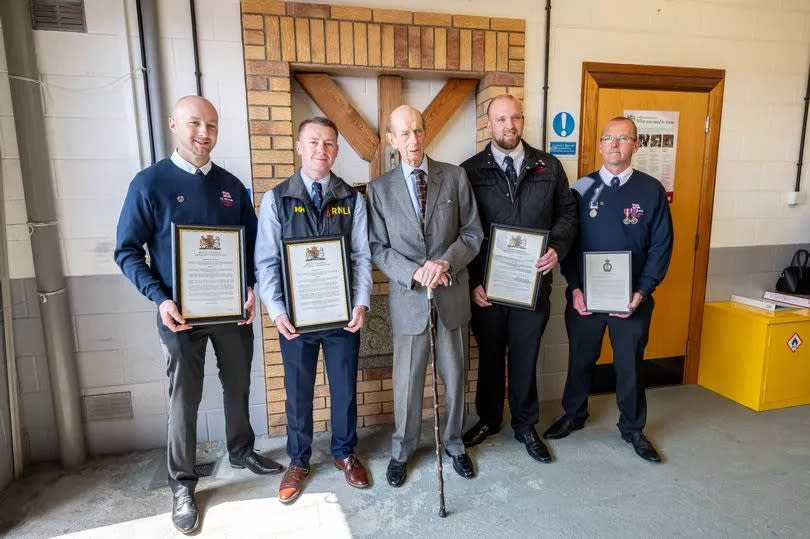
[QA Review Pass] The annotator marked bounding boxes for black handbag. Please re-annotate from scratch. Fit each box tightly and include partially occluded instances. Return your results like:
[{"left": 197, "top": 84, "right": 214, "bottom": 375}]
[{"left": 776, "top": 249, "right": 810, "bottom": 294}]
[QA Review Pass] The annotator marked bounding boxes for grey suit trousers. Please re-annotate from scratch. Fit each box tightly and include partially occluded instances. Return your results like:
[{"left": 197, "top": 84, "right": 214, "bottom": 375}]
[{"left": 391, "top": 319, "right": 466, "bottom": 461}]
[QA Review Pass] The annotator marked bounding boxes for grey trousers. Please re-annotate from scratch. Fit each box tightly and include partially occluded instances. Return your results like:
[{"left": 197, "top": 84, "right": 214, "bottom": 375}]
[
  {"left": 157, "top": 315, "right": 255, "bottom": 496},
  {"left": 391, "top": 320, "right": 467, "bottom": 461}
]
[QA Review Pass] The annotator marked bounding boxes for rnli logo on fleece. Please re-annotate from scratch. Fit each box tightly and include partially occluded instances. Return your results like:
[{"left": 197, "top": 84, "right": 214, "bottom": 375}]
[
  {"left": 325, "top": 205, "right": 351, "bottom": 217},
  {"left": 220, "top": 191, "right": 233, "bottom": 207}
]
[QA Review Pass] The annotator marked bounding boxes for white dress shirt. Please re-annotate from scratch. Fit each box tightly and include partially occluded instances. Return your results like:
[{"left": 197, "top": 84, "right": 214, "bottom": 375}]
[
  {"left": 490, "top": 141, "right": 525, "bottom": 176},
  {"left": 170, "top": 150, "right": 213, "bottom": 176},
  {"left": 598, "top": 165, "right": 634, "bottom": 187}
]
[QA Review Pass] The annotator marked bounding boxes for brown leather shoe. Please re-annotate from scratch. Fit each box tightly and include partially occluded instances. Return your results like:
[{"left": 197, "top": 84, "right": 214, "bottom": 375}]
[
  {"left": 334, "top": 454, "right": 369, "bottom": 488},
  {"left": 278, "top": 464, "right": 309, "bottom": 504}
]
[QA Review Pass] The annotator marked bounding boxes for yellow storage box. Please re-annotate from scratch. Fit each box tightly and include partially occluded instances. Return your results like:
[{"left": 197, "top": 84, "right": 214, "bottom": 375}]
[{"left": 698, "top": 301, "right": 810, "bottom": 411}]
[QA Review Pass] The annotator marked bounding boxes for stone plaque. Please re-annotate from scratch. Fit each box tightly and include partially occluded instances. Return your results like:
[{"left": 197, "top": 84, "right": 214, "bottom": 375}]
[{"left": 358, "top": 295, "right": 393, "bottom": 369}]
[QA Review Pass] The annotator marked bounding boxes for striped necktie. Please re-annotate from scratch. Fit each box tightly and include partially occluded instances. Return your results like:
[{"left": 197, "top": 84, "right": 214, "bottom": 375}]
[{"left": 412, "top": 169, "right": 427, "bottom": 223}]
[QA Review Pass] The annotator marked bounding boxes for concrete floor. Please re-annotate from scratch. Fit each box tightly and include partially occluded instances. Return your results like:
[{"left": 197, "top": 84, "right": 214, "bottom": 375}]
[{"left": 1, "top": 385, "right": 808, "bottom": 538}]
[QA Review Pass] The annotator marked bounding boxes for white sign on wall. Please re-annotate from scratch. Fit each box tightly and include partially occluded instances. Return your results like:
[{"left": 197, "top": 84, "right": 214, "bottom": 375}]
[
  {"left": 549, "top": 111, "right": 578, "bottom": 158},
  {"left": 624, "top": 110, "right": 679, "bottom": 203}
]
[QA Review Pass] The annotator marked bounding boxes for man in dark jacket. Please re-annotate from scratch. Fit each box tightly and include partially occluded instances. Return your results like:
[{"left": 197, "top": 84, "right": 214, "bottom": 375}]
[
  {"left": 254, "top": 117, "right": 372, "bottom": 503},
  {"left": 115, "top": 96, "right": 282, "bottom": 535},
  {"left": 460, "top": 94, "right": 578, "bottom": 462}
]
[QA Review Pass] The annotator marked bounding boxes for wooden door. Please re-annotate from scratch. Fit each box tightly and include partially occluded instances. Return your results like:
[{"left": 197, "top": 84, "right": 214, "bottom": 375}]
[{"left": 585, "top": 88, "right": 709, "bottom": 363}]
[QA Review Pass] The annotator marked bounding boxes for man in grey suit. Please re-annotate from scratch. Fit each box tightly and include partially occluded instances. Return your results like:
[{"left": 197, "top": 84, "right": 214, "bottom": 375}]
[{"left": 367, "top": 105, "right": 484, "bottom": 486}]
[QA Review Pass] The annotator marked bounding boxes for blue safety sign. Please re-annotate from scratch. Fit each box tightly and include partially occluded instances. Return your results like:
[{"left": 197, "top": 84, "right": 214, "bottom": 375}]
[
  {"left": 552, "top": 112, "right": 575, "bottom": 138},
  {"left": 550, "top": 142, "right": 576, "bottom": 156}
]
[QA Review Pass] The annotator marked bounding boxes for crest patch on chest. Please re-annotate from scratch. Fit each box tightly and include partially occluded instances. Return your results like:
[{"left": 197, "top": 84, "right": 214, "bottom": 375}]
[{"left": 219, "top": 190, "right": 233, "bottom": 207}]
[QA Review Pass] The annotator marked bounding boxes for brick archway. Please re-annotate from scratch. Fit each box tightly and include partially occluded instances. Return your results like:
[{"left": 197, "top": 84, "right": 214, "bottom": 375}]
[{"left": 240, "top": 0, "right": 526, "bottom": 435}]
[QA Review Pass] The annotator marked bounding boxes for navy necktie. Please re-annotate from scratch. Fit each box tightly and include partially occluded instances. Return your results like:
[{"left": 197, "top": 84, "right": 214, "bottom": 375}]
[
  {"left": 311, "top": 181, "right": 323, "bottom": 212},
  {"left": 503, "top": 155, "right": 518, "bottom": 192},
  {"left": 610, "top": 176, "right": 620, "bottom": 189},
  {"left": 195, "top": 168, "right": 205, "bottom": 178}
]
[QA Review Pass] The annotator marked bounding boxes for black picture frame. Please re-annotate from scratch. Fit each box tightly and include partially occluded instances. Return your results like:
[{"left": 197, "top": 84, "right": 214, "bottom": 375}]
[
  {"left": 482, "top": 223, "right": 549, "bottom": 310},
  {"left": 171, "top": 223, "right": 247, "bottom": 325},
  {"left": 281, "top": 235, "right": 352, "bottom": 333}
]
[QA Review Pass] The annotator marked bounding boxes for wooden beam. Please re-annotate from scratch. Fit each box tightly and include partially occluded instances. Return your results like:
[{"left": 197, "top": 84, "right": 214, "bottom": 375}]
[
  {"left": 422, "top": 78, "right": 479, "bottom": 148},
  {"left": 294, "top": 73, "right": 379, "bottom": 162},
  {"left": 371, "top": 75, "right": 403, "bottom": 179}
]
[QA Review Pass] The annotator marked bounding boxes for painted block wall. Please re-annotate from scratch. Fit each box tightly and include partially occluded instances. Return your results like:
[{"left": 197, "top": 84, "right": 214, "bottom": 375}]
[
  {"left": 5, "top": 0, "right": 809, "bottom": 278},
  {"left": 1, "top": 0, "right": 809, "bottom": 271},
  {"left": 0, "top": 1, "right": 268, "bottom": 461},
  {"left": 11, "top": 276, "right": 267, "bottom": 461},
  {"left": 0, "top": 295, "right": 12, "bottom": 491},
  {"left": 0, "top": 0, "right": 809, "bottom": 461}
]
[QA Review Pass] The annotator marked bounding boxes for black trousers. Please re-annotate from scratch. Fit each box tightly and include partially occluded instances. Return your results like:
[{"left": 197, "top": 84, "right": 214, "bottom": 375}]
[
  {"left": 279, "top": 327, "right": 359, "bottom": 468},
  {"left": 157, "top": 315, "right": 255, "bottom": 496},
  {"left": 470, "top": 288, "right": 550, "bottom": 434},
  {"left": 561, "top": 293, "right": 654, "bottom": 436}
]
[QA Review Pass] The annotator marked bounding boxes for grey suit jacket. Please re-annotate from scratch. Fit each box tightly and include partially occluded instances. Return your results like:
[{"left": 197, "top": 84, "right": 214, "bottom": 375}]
[{"left": 367, "top": 157, "right": 483, "bottom": 335}]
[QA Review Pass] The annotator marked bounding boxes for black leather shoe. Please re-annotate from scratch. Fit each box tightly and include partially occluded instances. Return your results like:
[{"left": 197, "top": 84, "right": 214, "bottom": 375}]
[
  {"left": 515, "top": 428, "right": 552, "bottom": 462},
  {"left": 386, "top": 458, "right": 407, "bottom": 487},
  {"left": 172, "top": 493, "right": 199, "bottom": 535},
  {"left": 543, "top": 415, "right": 585, "bottom": 440},
  {"left": 622, "top": 432, "right": 661, "bottom": 462},
  {"left": 445, "top": 449, "right": 475, "bottom": 478},
  {"left": 230, "top": 451, "right": 284, "bottom": 474},
  {"left": 462, "top": 421, "right": 500, "bottom": 448}
]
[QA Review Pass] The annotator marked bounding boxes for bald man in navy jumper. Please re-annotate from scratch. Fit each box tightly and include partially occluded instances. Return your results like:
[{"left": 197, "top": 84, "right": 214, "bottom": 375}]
[
  {"left": 544, "top": 117, "right": 673, "bottom": 463},
  {"left": 115, "top": 96, "right": 282, "bottom": 534}
]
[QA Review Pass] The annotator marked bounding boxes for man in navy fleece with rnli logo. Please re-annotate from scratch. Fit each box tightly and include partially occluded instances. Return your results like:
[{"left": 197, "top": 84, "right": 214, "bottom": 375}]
[
  {"left": 114, "top": 96, "right": 282, "bottom": 535},
  {"left": 544, "top": 116, "right": 673, "bottom": 464}
]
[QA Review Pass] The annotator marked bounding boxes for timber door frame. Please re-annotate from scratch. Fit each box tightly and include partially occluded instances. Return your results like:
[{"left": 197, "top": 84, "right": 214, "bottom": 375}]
[{"left": 578, "top": 62, "right": 725, "bottom": 384}]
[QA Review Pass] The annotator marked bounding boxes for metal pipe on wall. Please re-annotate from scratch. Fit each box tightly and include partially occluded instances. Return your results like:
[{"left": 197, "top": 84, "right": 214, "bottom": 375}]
[
  {"left": 135, "top": 0, "right": 157, "bottom": 164},
  {"left": 0, "top": 145, "right": 23, "bottom": 479},
  {"left": 541, "top": 0, "right": 552, "bottom": 151},
  {"left": 0, "top": 0, "right": 86, "bottom": 468},
  {"left": 190, "top": 0, "right": 202, "bottom": 96},
  {"left": 136, "top": 0, "right": 172, "bottom": 162},
  {"left": 795, "top": 57, "right": 810, "bottom": 192}
]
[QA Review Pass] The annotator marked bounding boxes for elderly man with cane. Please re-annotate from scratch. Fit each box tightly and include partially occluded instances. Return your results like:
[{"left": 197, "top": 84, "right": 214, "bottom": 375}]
[{"left": 367, "top": 105, "right": 483, "bottom": 494}]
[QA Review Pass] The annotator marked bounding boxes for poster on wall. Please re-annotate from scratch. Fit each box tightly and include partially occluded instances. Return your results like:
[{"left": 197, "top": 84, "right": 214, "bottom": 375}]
[{"left": 624, "top": 110, "right": 678, "bottom": 202}]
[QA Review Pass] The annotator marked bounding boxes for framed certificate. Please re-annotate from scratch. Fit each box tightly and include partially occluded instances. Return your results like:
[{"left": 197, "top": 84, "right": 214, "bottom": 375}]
[
  {"left": 171, "top": 224, "right": 247, "bottom": 325},
  {"left": 281, "top": 235, "right": 352, "bottom": 333},
  {"left": 583, "top": 251, "right": 632, "bottom": 314},
  {"left": 483, "top": 224, "right": 549, "bottom": 310}
]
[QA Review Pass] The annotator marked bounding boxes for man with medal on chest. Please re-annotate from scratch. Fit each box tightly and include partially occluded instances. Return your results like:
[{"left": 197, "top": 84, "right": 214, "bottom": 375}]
[{"left": 544, "top": 116, "right": 674, "bottom": 463}]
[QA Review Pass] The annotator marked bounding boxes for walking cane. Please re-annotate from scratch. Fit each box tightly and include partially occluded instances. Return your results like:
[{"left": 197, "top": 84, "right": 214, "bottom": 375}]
[{"left": 427, "top": 286, "right": 447, "bottom": 518}]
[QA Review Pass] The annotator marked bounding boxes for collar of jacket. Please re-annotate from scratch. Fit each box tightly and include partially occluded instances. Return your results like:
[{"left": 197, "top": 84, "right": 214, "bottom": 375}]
[
  {"left": 278, "top": 169, "right": 354, "bottom": 205},
  {"left": 472, "top": 140, "right": 548, "bottom": 176}
]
